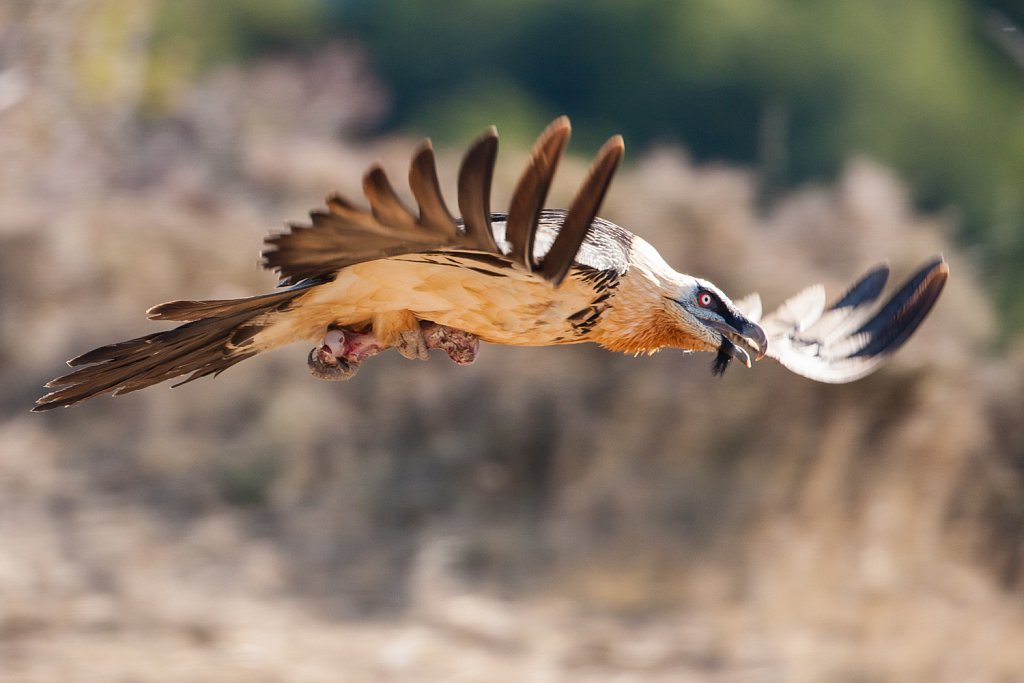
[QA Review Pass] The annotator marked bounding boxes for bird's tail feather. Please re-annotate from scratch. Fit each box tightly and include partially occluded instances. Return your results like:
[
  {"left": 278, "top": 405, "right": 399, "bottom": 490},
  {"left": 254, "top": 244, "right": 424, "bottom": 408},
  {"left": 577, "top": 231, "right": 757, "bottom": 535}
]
[{"left": 34, "top": 285, "right": 313, "bottom": 411}]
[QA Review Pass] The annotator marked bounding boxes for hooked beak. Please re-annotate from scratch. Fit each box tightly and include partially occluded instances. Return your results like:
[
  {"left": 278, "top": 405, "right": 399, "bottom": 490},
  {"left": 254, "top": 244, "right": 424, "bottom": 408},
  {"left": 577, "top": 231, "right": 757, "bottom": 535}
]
[{"left": 708, "top": 317, "right": 768, "bottom": 368}]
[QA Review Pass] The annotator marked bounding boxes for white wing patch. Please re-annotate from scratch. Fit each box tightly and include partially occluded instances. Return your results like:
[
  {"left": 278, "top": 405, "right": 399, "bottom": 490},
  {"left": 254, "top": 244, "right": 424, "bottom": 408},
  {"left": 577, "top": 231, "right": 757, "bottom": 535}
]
[{"left": 738, "top": 258, "right": 948, "bottom": 383}]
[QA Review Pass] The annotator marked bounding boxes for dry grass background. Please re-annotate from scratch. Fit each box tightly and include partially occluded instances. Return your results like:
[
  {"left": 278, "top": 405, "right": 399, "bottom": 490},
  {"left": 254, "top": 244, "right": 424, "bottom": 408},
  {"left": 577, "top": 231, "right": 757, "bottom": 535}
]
[{"left": 2, "top": 3, "right": 1024, "bottom": 682}]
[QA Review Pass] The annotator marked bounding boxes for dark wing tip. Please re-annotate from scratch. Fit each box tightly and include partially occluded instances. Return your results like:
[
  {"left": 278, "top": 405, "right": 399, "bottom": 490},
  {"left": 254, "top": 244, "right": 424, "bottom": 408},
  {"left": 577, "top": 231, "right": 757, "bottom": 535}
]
[
  {"left": 828, "top": 262, "right": 889, "bottom": 311},
  {"left": 409, "top": 141, "right": 435, "bottom": 180},
  {"left": 32, "top": 399, "right": 60, "bottom": 412},
  {"left": 547, "top": 115, "right": 571, "bottom": 137},
  {"left": 850, "top": 255, "right": 947, "bottom": 360},
  {"left": 414, "top": 137, "right": 434, "bottom": 154}
]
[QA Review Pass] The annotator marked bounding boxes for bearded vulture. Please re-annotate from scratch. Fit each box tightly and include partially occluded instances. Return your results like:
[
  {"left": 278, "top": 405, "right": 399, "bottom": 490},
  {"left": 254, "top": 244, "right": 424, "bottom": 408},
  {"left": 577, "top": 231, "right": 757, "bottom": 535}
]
[{"left": 35, "top": 117, "right": 948, "bottom": 411}]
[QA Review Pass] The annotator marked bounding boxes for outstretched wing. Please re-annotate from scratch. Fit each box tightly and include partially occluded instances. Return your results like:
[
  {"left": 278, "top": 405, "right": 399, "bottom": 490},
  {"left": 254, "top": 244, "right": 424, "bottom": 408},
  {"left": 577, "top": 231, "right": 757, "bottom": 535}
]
[
  {"left": 262, "top": 116, "right": 625, "bottom": 288},
  {"left": 734, "top": 257, "right": 948, "bottom": 383},
  {"left": 35, "top": 118, "right": 626, "bottom": 412}
]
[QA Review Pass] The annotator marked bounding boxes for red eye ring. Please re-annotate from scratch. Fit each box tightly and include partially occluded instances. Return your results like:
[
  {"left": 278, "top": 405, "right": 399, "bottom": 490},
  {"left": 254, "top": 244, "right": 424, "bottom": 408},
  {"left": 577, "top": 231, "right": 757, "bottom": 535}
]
[{"left": 697, "top": 291, "right": 715, "bottom": 308}]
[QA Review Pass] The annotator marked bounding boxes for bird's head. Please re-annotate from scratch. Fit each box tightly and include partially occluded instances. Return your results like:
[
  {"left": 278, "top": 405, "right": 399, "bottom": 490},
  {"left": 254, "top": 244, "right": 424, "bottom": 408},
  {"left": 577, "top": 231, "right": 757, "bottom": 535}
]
[
  {"left": 664, "top": 277, "right": 768, "bottom": 375},
  {"left": 588, "top": 238, "right": 767, "bottom": 373}
]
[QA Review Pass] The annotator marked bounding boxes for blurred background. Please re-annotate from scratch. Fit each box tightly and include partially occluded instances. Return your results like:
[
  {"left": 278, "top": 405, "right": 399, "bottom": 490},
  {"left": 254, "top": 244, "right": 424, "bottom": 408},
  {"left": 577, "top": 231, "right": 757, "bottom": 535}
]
[{"left": 2, "top": 1, "right": 1024, "bottom": 681}]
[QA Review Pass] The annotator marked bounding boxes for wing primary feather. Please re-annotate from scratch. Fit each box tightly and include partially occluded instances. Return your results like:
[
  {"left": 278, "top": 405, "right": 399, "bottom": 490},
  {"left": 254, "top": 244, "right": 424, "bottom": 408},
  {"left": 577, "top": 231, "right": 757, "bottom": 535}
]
[
  {"left": 505, "top": 116, "right": 571, "bottom": 271},
  {"left": 408, "top": 140, "right": 459, "bottom": 238},
  {"left": 457, "top": 126, "right": 500, "bottom": 253},
  {"left": 540, "top": 134, "right": 624, "bottom": 286},
  {"left": 262, "top": 118, "right": 591, "bottom": 285},
  {"left": 762, "top": 256, "right": 947, "bottom": 383},
  {"left": 828, "top": 264, "right": 889, "bottom": 311},
  {"left": 265, "top": 125, "right": 506, "bottom": 284},
  {"left": 850, "top": 256, "right": 948, "bottom": 358},
  {"left": 799, "top": 264, "right": 891, "bottom": 344},
  {"left": 362, "top": 165, "right": 419, "bottom": 229}
]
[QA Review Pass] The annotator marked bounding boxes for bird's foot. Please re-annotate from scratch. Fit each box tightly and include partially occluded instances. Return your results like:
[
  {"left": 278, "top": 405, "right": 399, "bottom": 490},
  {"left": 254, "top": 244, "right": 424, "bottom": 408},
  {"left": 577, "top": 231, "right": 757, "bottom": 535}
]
[
  {"left": 308, "top": 324, "right": 478, "bottom": 379},
  {"left": 395, "top": 326, "right": 430, "bottom": 361},
  {"left": 307, "top": 327, "right": 383, "bottom": 381},
  {"left": 422, "top": 322, "right": 480, "bottom": 365}
]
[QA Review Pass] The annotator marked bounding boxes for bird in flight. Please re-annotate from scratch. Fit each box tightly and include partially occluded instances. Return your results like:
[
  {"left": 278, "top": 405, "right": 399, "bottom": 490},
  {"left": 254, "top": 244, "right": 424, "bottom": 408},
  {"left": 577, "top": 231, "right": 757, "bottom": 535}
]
[{"left": 35, "top": 117, "right": 948, "bottom": 411}]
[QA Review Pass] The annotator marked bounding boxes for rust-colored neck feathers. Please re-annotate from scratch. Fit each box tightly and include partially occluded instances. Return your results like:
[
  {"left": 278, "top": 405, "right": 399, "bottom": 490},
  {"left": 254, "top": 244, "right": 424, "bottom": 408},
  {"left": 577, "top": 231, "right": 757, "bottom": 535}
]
[{"left": 589, "top": 239, "right": 711, "bottom": 355}]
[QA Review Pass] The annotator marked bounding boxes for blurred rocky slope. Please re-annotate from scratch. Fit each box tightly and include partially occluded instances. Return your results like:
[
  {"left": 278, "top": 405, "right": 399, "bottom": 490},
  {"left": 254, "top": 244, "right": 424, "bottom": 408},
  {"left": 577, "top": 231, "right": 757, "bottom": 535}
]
[{"left": 2, "top": 4, "right": 1024, "bottom": 682}]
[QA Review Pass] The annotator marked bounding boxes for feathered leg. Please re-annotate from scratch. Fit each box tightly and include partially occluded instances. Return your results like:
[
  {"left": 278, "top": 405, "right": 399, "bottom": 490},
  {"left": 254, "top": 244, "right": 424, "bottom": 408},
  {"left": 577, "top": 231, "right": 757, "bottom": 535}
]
[{"left": 373, "top": 310, "right": 430, "bottom": 360}]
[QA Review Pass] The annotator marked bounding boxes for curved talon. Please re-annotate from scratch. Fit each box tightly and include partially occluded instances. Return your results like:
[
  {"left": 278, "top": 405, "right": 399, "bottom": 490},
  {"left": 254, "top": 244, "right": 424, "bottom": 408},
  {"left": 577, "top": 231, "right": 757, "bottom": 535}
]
[
  {"left": 307, "top": 345, "right": 360, "bottom": 381},
  {"left": 308, "top": 326, "right": 385, "bottom": 381}
]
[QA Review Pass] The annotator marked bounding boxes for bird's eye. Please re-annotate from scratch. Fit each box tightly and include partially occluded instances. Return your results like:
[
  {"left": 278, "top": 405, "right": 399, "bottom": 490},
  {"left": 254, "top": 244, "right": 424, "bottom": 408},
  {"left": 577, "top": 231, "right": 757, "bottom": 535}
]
[{"left": 697, "top": 291, "right": 715, "bottom": 309}]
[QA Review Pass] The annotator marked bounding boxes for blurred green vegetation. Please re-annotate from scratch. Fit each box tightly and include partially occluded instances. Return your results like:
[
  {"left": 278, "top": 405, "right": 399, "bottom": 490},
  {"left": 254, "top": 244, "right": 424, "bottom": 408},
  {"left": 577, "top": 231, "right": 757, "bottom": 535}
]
[
  {"left": 145, "top": 0, "right": 325, "bottom": 110},
  {"left": 148, "top": 0, "right": 1024, "bottom": 329}
]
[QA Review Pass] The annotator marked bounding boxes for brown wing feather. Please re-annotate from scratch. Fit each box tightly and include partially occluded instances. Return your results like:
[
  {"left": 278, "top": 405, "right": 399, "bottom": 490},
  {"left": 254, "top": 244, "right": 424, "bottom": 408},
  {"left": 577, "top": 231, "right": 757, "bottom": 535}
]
[
  {"left": 540, "top": 135, "right": 624, "bottom": 286},
  {"left": 505, "top": 116, "right": 571, "bottom": 271},
  {"left": 261, "top": 118, "right": 611, "bottom": 287},
  {"left": 362, "top": 165, "right": 420, "bottom": 230},
  {"left": 456, "top": 127, "right": 501, "bottom": 253},
  {"left": 408, "top": 141, "right": 459, "bottom": 239},
  {"left": 34, "top": 285, "right": 313, "bottom": 411}
]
